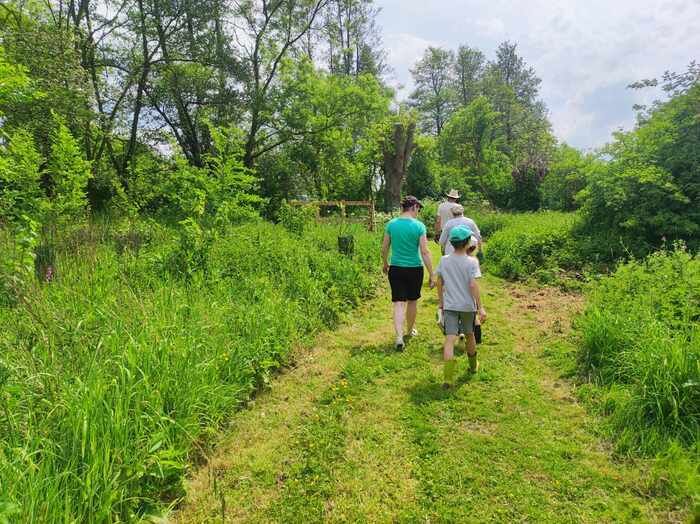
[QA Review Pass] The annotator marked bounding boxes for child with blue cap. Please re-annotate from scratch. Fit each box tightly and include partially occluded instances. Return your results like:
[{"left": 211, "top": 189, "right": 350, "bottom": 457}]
[{"left": 435, "top": 225, "right": 487, "bottom": 387}]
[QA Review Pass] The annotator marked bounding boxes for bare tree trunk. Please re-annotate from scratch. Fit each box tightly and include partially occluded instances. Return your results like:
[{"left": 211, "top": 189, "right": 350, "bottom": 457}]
[{"left": 383, "top": 120, "right": 416, "bottom": 211}]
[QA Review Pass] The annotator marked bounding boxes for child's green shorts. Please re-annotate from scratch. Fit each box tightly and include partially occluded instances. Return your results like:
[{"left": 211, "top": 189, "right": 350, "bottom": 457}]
[{"left": 443, "top": 310, "right": 476, "bottom": 336}]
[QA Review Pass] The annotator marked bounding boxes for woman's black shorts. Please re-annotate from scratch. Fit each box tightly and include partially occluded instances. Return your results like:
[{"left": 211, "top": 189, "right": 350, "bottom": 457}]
[{"left": 388, "top": 266, "right": 424, "bottom": 302}]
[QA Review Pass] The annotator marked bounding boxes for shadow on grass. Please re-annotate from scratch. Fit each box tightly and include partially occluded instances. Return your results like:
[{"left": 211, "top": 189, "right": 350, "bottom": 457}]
[
  {"left": 349, "top": 341, "right": 397, "bottom": 357},
  {"left": 408, "top": 371, "right": 476, "bottom": 406}
]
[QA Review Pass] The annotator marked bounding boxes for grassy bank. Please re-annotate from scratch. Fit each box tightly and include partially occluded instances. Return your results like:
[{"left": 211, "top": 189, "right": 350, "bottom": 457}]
[
  {"left": 575, "top": 247, "right": 699, "bottom": 509},
  {"left": 0, "top": 220, "right": 380, "bottom": 522}
]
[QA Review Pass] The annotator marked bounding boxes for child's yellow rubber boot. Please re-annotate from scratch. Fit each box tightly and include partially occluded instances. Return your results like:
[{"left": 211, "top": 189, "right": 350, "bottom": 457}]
[{"left": 443, "top": 359, "right": 457, "bottom": 387}]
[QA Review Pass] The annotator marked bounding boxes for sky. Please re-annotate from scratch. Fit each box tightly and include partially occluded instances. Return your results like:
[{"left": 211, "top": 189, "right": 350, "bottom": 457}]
[{"left": 375, "top": 0, "right": 700, "bottom": 150}]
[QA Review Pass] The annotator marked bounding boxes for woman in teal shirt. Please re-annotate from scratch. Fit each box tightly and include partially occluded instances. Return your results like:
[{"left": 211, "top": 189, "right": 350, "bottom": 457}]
[{"left": 381, "top": 196, "right": 436, "bottom": 351}]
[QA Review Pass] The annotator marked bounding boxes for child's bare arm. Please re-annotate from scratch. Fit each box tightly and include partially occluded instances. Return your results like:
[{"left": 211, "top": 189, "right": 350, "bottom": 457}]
[{"left": 469, "top": 279, "right": 487, "bottom": 322}]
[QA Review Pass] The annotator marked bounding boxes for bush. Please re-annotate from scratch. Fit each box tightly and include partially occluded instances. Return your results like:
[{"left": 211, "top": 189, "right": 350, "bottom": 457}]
[
  {"left": 577, "top": 247, "right": 699, "bottom": 450},
  {"left": 576, "top": 84, "right": 700, "bottom": 260},
  {"left": 278, "top": 201, "right": 318, "bottom": 235},
  {"left": 540, "top": 143, "right": 595, "bottom": 211},
  {"left": 484, "top": 211, "right": 582, "bottom": 281},
  {"left": 0, "top": 220, "right": 380, "bottom": 521},
  {"left": 575, "top": 247, "right": 699, "bottom": 505},
  {"left": 418, "top": 199, "right": 438, "bottom": 237}
]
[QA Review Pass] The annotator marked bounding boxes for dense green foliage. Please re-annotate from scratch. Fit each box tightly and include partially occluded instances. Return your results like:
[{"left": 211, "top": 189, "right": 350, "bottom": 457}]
[
  {"left": 408, "top": 42, "right": 555, "bottom": 211},
  {"left": 540, "top": 144, "right": 599, "bottom": 212},
  {"left": 482, "top": 212, "right": 581, "bottom": 282},
  {"left": 575, "top": 248, "right": 699, "bottom": 507},
  {"left": 577, "top": 248, "right": 699, "bottom": 450},
  {"left": 0, "top": 221, "right": 380, "bottom": 521},
  {"left": 577, "top": 84, "right": 700, "bottom": 258},
  {"left": 0, "top": 0, "right": 698, "bottom": 518}
]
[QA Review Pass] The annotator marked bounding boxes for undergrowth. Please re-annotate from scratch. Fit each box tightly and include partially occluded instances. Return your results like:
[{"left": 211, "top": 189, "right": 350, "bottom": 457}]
[
  {"left": 483, "top": 211, "right": 583, "bottom": 284},
  {"left": 0, "top": 219, "right": 380, "bottom": 522},
  {"left": 575, "top": 246, "right": 699, "bottom": 509}
]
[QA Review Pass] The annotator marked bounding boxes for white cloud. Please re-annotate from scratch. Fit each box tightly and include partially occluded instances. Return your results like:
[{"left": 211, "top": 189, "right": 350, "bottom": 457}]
[
  {"left": 376, "top": 0, "right": 700, "bottom": 149},
  {"left": 474, "top": 17, "right": 506, "bottom": 38},
  {"left": 383, "top": 32, "right": 444, "bottom": 99}
]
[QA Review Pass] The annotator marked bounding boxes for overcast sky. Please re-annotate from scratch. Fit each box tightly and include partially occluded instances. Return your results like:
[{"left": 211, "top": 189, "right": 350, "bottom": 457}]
[{"left": 375, "top": 0, "right": 700, "bottom": 150}]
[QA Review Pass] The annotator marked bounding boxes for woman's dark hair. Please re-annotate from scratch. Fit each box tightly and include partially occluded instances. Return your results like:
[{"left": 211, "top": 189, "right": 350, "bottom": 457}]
[{"left": 401, "top": 195, "right": 422, "bottom": 211}]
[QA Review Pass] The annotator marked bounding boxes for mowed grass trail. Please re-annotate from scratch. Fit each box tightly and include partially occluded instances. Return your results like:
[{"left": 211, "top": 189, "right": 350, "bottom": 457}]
[{"left": 170, "top": 249, "right": 687, "bottom": 523}]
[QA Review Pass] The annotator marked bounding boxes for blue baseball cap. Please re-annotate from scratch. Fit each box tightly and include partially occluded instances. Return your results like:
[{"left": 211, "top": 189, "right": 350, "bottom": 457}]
[{"left": 449, "top": 225, "right": 472, "bottom": 242}]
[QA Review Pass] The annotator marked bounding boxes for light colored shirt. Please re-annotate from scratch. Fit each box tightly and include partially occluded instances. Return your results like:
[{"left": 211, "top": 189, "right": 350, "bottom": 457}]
[
  {"left": 437, "top": 254, "right": 482, "bottom": 312},
  {"left": 439, "top": 216, "right": 482, "bottom": 255},
  {"left": 385, "top": 217, "right": 427, "bottom": 268},
  {"left": 437, "top": 201, "right": 459, "bottom": 231}
]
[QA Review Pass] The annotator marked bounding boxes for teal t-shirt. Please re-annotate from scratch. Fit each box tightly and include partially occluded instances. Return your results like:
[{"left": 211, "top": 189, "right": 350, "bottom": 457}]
[{"left": 385, "top": 217, "right": 426, "bottom": 268}]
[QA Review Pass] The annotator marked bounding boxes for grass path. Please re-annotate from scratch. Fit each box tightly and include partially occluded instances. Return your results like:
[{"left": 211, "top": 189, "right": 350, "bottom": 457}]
[{"left": 170, "top": 260, "right": 686, "bottom": 522}]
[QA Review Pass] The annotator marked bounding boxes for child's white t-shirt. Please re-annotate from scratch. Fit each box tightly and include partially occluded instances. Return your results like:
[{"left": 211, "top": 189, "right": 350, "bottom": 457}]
[{"left": 436, "top": 253, "right": 482, "bottom": 312}]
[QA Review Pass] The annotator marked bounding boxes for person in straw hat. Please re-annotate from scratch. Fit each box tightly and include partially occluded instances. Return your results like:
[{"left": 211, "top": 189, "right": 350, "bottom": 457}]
[
  {"left": 435, "top": 189, "right": 461, "bottom": 250},
  {"left": 439, "top": 204, "right": 482, "bottom": 256}
]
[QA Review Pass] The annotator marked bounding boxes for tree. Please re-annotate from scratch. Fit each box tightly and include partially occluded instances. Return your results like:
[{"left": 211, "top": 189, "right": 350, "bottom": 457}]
[
  {"left": 409, "top": 47, "right": 455, "bottom": 136},
  {"left": 483, "top": 41, "right": 543, "bottom": 151},
  {"left": 540, "top": 144, "right": 596, "bottom": 211},
  {"left": 439, "top": 96, "right": 509, "bottom": 204},
  {"left": 381, "top": 111, "right": 416, "bottom": 210},
  {"left": 578, "top": 83, "right": 700, "bottom": 256},
  {"left": 453, "top": 45, "right": 485, "bottom": 107},
  {"left": 0, "top": 4, "right": 90, "bottom": 154},
  {"left": 405, "top": 135, "right": 439, "bottom": 200},
  {"left": 236, "top": 0, "right": 331, "bottom": 168},
  {"left": 323, "top": 0, "right": 386, "bottom": 78},
  {"left": 268, "top": 59, "right": 390, "bottom": 200}
]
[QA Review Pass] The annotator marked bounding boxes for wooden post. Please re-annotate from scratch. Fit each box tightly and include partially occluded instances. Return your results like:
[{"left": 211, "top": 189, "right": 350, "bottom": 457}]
[{"left": 368, "top": 200, "right": 375, "bottom": 232}]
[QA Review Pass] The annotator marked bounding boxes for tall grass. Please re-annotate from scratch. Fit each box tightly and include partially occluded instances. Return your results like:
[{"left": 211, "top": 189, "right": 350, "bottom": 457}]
[
  {"left": 483, "top": 211, "right": 582, "bottom": 282},
  {"left": 0, "top": 220, "right": 380, "bottom": 522},
  {"left": 576, "top": 247, "right": 699, "bottom": 506},
  {"left": 577, "top": 247, "right": 699, "bottom": 450}
]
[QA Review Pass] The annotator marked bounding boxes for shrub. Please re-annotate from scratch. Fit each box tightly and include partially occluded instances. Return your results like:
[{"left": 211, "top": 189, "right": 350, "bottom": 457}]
[
  {"left": 540, "top": 143, "right": 596, "bottom": 211},
  {"left": 575, "top": 246, "right": 699, "bottom": 506},
  {"left": 278, "top": 201, "right": 318, "bottom": 235},
  {"left": 484, "top": 211, "right": 582, "bottom": 281},
  {"left": 577, "top": 246, "right": 699, "bottom": 450},
  {"left": 0, "top": 221, "right": 381, "bottom": 521},
  {"left": 46, "top": 118, "right": 92, "bottom": 225},
  {"left": 0, "top": 130, "right": 44, "bottom": 302},
  {"left": 418, "top": 199, "right": 438, "bottom": 237},
  {"left": 576, "top": 84, "right": 700, "bottom": 259}
]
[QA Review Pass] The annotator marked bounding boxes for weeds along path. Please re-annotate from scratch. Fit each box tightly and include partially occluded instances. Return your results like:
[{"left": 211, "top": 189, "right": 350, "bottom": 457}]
[{"left": 171, "top": 272, "right": 682, "bottom": 523}]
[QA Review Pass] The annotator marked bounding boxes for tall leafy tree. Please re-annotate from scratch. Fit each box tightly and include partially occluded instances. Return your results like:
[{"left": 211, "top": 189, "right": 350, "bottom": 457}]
[
  {"left": 266, "top": 58, "right": 389, "bottom": 201},
  {"left": 409, "top": 47, "right": 455, "bottom": 136},
  {"left": 453, "top": 45, "right": 485, "bottom": 107},
  {"left": 236, "top": 0, "right": 330, "bottom": 168},
  {"left": 483, "top": 41, "right": 543, "bottom": 151},
  {"left": 578, "top": 82, "right": 700, "bottom": 256},
  {"left": 439, "top": 96, "right": 509, "bottom": 203},
  {"left": 323, "top": 0, "right": 385, "bottom": 77}
]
